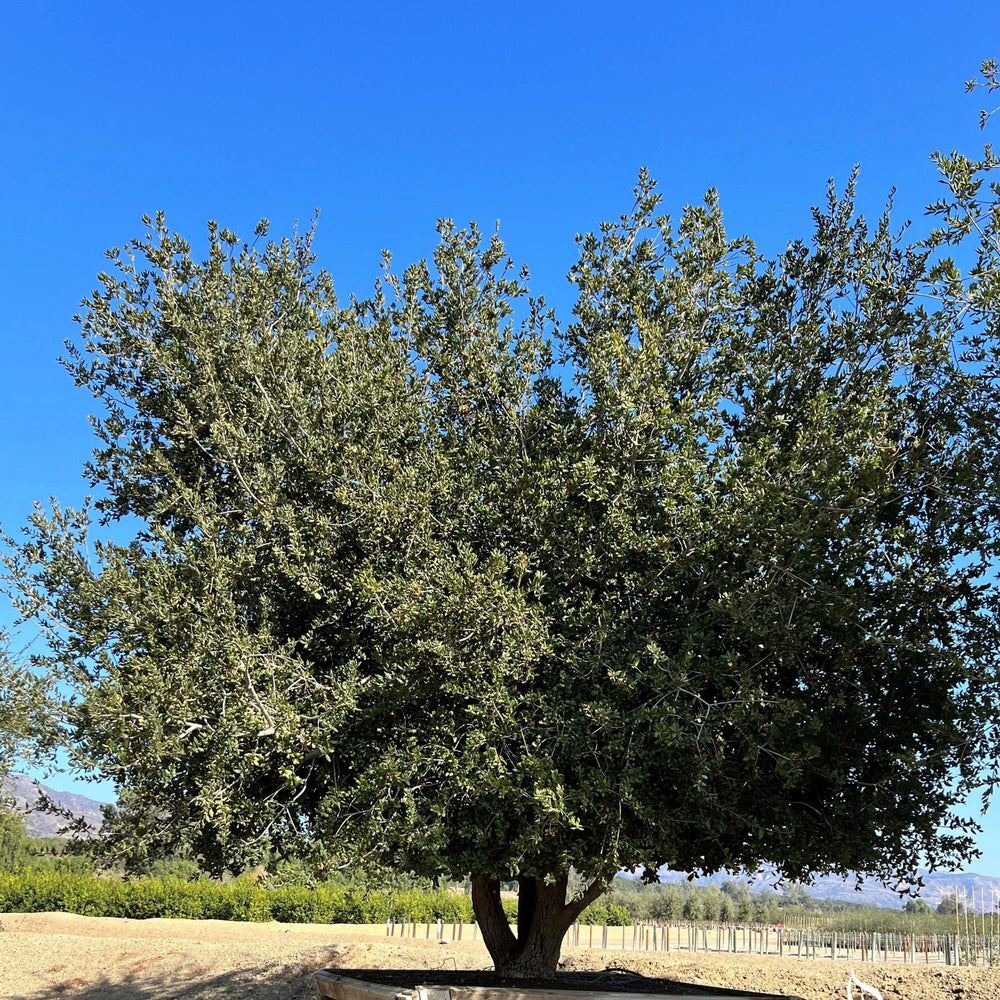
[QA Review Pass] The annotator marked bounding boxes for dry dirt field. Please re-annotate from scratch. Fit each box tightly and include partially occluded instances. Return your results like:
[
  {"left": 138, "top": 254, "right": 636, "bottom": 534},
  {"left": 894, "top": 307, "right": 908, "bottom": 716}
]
[{"left": 3, "top": 912, "right": 999, "bottom": 1000}]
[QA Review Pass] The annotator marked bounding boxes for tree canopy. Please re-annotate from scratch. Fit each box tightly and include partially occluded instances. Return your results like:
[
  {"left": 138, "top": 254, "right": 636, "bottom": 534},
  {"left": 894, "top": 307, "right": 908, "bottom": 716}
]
[
  {"left": 935, "top": 893, "right": 965, "bottom": 916},
  {"left": 0, "top": 635, "right": 53, "bottom": 787},
  {"left": 5, "top": 68, "right": 1000, "bottom": 976}
]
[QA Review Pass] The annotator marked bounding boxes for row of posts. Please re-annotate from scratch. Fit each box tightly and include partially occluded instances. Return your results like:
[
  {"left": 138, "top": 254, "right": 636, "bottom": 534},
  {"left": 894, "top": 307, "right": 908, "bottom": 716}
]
[
  {"left": 387, "top": 917, "right": 473, "bottom": 942},
  {"left": 384, "top": 918, "right": 996, "bottom": 965}
]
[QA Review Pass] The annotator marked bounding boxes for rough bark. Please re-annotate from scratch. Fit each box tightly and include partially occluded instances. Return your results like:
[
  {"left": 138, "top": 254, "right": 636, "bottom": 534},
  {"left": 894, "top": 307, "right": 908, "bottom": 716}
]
[{"left": 470, "top": 874, "right": 606, "bottom": 978}]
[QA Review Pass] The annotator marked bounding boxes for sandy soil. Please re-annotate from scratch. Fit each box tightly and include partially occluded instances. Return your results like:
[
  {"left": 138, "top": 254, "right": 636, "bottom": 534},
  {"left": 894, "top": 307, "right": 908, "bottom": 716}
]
[{"left": 2, "top": 912, "right": 999, "bottom": 1000}]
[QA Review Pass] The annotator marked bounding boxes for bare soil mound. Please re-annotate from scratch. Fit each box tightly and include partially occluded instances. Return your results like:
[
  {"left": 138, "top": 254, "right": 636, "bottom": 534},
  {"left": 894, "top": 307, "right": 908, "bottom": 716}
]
[{"left": 2, "top": 912, "right": 999, "bottom": 1000}]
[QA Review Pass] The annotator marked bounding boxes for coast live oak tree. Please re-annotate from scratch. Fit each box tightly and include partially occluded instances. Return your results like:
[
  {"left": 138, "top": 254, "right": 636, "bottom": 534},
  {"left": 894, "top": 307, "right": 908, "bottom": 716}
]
[{"left": 6, "top": 75, "right": 1000, "bottom": 976}]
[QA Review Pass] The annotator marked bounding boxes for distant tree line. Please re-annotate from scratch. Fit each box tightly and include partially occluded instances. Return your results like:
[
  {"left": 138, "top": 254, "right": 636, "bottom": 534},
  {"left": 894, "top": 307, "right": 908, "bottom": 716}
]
[
  {"left": 3, "top": 825, "right": 997, "bottom": 938},
  {"left": 4, "top": 823, "right": 978, "bottom": 928}
]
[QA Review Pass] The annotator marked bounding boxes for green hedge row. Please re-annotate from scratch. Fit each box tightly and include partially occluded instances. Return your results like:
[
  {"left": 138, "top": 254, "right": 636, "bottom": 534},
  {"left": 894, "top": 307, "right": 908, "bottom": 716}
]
[
  {"left": 0, "top": 869, "right": 634, "bottom": 926},
  {"left": 0, "top": 870, "right": 499, "bottom": 923},
  {"left": 579, "top": 902, "right": 632, "bottom": 926}
]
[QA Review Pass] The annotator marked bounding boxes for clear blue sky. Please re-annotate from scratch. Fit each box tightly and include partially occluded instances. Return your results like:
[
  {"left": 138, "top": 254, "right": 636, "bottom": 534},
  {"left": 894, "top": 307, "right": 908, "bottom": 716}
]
[{"left": 2, "top": 1, "right": 999, "bottom": 876}]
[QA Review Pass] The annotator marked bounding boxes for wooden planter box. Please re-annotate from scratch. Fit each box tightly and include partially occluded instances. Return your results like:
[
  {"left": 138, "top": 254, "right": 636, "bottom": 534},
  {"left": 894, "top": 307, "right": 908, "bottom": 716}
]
[{"left": 314, "top": 970, "right": 804, "bottom": 1000}]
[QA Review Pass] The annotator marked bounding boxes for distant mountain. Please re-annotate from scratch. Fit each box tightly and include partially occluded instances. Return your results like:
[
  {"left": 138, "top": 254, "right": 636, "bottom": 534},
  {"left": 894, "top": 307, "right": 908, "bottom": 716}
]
[
  {"left": 626, "top": 865, "right": 1000, "bottom": 911},
  {"left": 1, "top": 773, "right": 107, "bottom": 838},
  {"left": 794, "top": 870, "right": 1000, "bottom": 910}
]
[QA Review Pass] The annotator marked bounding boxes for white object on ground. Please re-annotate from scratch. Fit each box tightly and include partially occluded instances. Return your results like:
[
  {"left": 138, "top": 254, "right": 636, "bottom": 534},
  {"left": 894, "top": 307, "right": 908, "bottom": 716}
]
[{"left": 847, "top": 967, "right": 885, "bottom": 1000}]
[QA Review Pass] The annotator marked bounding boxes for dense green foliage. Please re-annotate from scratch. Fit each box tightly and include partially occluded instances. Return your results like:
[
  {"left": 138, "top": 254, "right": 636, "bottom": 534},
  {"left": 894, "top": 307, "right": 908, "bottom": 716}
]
[
  {"left": 607, "top": 877, "right": 780, "bottom": 924},
  {"left": 0, "top": 811, "right": 30, "bottom": 870},
  {"left": 0, "top": 868, "right": 495, "bottom": 923},
  {"left": 0, "top": 866, "right": 988, "bottom": 936},
  {"left": 10, "top": 175, "right": 1000, "bottom": 885},
  {"left": 5, "top": 62, "right": 1000, "bottom": 976},
  {"left": 21, "top": 836, "right": 100, "bottom": 874},
  {"left": 937, "top": 892, "right": 966, "bottom": 915}
]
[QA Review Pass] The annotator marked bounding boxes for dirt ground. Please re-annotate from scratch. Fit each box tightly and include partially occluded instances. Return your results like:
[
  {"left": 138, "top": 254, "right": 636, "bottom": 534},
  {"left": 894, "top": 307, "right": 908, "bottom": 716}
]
[{"left": 2, "top": 912, "right": 999, "bottom": 1000}]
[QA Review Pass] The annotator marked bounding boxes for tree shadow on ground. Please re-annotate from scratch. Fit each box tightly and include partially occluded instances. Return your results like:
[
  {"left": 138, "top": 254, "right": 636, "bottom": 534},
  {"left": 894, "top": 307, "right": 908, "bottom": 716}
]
[
  {"left": 12, "top": 957, "right": 803, "bottom": 1000},
  {"left": 9, "top": 939, "right": 504, "bottom": 1000},
  {"left": 10, "top": 943, "right": 347, "bottom": 1000}
]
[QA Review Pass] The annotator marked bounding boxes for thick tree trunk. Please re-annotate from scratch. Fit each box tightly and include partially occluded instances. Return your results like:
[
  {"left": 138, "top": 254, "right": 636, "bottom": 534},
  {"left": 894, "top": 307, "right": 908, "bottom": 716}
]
[{"left": 470, "top": 874, "right": 606, "bottom": 978}]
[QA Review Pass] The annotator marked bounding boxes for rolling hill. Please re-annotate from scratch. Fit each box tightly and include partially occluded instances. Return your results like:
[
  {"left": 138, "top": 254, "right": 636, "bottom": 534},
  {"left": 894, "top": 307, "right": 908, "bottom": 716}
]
[{"left": 2, "top": 773, "right": 106, "bottom": 838}]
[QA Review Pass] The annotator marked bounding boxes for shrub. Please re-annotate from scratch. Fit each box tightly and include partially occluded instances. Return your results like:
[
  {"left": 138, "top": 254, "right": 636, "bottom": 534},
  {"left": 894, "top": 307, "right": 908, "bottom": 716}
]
[
  {"left": 0, "top": 869, "right": 496, "bottom": 926},
  {"left": 224, "top": 880, "right": 273, "bottom": 921},
  {"left": 269, "top": 885, "right": 333, "bottom": 923}
]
